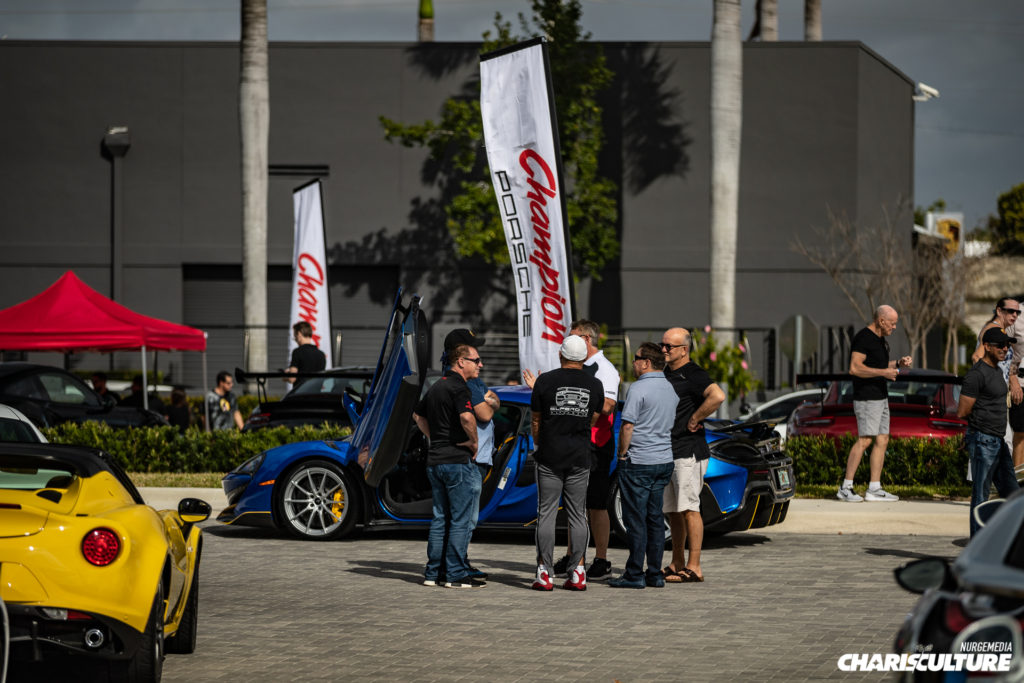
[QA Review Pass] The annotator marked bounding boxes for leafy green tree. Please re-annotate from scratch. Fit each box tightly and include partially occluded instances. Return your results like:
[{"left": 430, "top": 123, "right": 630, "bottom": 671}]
[
  {"left": 379, "top": 0, "right": 618, "bottom": 280},
  {"left": 988, "top": 182, "right": 1024, "bottom": 255},
  {"left": 913, "top": 198, "right": 946, "bottom": 227}
]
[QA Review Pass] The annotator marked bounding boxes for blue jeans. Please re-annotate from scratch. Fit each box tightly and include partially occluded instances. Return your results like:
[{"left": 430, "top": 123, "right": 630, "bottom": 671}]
[
  {"left": 617, "top": 460, "right": 675, "bottom": 581},
  {"left": 425, "top": 462, "right": 481, "bottom": 582},
  {"left": 967, "top": 429, "right": 1019, "bottom": 537}
]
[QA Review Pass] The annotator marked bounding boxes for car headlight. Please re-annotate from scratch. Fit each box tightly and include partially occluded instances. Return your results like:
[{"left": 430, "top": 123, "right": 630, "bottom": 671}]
[{"left": 233, "top": 452, "right": 267, "bottom": 476}]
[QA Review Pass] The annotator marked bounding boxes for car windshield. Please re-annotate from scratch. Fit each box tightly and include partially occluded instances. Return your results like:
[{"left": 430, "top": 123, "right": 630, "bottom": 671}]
[
  {"left": 289, "top": 374, "right": 371, "bottom": 398},
  {"left": 0, "top": 418, "right": 42, "bottom": 443},
  {"left": 0, "top": 465, "right": 76, "bottom": 490},
  {"left": 834, "top": 379, "right": 959, "bottom": 405}
]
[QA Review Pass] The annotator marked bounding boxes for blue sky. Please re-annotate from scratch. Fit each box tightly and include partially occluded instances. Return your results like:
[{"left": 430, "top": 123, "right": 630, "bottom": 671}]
[{"left": 2, "top": 0, "right": 1022, "bottom": 230}]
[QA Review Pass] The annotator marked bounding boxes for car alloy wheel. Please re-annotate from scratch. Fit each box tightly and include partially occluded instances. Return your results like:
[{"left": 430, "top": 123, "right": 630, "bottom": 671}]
[
  {"left": 275, "top": 459, "right": 359, "bottom": 540},
  {"left": 608, "top": 479, "right": 673, "bottom": 546}
]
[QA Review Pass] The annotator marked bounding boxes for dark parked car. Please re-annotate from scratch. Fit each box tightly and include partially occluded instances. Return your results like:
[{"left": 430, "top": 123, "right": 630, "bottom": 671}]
[
  {"left": 892, "top": 491, "right": 1024, "bottom": 681},
  {"left": 0, "top": 362, "right": 168, "bottom": 429},
  {"left": 239, "top": 367, "right": 375, "bottom": 432}
]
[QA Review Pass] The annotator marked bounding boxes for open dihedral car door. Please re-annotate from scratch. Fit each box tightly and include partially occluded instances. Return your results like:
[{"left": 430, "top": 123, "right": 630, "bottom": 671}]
[{"left": 351, "top": 291, "right": 428, "bottom": 487}]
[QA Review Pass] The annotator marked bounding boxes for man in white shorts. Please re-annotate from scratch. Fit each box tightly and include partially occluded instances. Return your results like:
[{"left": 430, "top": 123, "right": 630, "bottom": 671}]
[{"left": 660, "top": 327, "right": 724, "bottom": 583}]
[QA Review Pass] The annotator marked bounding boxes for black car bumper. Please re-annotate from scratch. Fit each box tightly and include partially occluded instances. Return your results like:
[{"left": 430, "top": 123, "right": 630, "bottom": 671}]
[{"left": 4, "top": 603, "right": 144, "bottom": 661}]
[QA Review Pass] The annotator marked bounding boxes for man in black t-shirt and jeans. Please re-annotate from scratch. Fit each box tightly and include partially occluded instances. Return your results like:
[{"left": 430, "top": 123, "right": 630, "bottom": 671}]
[
  {"left": 413, "top": 343, "right": 483, "bottom": 589},
  {"left": 529, "top": 335, "right": 604, "bottom": 591},
  {"left": 837, "top": 305, "right": 912, "bottom": 503},
  {"left": 959, "top": 327, "right": 1020, "bottom": 536}
]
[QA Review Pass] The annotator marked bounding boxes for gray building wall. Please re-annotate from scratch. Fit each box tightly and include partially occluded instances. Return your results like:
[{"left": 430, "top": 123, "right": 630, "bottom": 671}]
[{"left": 0, "top": 40, "right": 913, "bottom": 389}]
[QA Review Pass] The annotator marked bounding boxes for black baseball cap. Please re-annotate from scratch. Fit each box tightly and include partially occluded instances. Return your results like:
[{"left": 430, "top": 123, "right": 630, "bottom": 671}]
[
  {"left": 444, "top": 328, "right": 485, "bottom": 351},
  {"left": 982, "top": 327, "right": 1017, "bottom": 345}
]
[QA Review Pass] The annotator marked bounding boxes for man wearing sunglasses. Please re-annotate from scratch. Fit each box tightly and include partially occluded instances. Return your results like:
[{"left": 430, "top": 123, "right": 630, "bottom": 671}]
[
  {"left": 660, "top": 327, "right": 725, "bottom": 583},
  {"left": 971, "top": 298, "right": 1023, "bottom": 466},
  {"left": 413, "top": 343, "right": 483, "bottom": 588},
  {"left": 959, "top": 327, "right": 1021, "bottom": 536}
]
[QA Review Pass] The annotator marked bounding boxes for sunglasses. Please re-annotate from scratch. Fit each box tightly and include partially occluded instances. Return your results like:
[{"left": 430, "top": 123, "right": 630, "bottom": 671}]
[
  {"left": 461, "top": 357, "right": 483, "bottom": 365},
  {"left": 1002, "top": 307, "right": 1022, "bottom": 315},
  {"left": 633, "top": 354, "right": 649, "bottom": 362},
  {"left": 660, "top": 343, "right": 685, "bottom": 351},
  {"left": 987, "top": 342, "right": 1010, "bottom": 350}
]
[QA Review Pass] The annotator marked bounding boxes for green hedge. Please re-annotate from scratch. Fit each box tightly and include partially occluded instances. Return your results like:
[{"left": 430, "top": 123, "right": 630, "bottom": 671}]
[
  {"left": 42, "top": 422, "right": 351, "bottom": 473},
  {"left": 786, "top": 434, "right": 968, "bottom": 487}
]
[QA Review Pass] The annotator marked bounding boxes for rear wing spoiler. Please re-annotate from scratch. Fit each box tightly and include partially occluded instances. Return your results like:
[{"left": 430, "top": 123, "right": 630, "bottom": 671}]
[
  {"left": 234, "top": 367, "right": 344, "bottom": 403},
  {"left": 795, "top": 373, "right": 963, "bottom": 385}
]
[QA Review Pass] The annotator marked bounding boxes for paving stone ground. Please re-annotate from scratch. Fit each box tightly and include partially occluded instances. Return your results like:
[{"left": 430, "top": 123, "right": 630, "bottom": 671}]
[{"left": 152, "top": 523, "right": 964, "bottom": 682}]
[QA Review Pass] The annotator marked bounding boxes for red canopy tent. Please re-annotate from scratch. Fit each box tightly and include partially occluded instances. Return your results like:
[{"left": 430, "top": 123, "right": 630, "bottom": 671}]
[{"left": 0, "top": 271, "right": 208, "bottom": 412}]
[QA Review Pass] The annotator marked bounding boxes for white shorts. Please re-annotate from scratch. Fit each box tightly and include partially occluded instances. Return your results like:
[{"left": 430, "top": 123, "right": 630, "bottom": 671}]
[{"left": 662, "top": 457, "right": 708, "bottom": 513}]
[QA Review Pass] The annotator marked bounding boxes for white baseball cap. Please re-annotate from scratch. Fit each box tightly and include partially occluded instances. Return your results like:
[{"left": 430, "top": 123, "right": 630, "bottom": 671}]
[{"left": 560, "top": 335, "right": 588, "bottom": 362}]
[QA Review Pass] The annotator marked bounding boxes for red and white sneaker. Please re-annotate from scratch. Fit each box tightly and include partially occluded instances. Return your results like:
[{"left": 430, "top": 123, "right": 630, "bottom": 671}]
[
  {"left": 532, "top": 568, "right": 554, "bottom": 591},
  {"left": 563, "top": 568, "right": 587, "bottom": 591}
]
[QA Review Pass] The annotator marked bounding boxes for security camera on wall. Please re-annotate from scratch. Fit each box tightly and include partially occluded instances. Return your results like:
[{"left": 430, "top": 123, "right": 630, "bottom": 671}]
[{"left": 913, "top": 82, "right": 940, "bottom": 101}]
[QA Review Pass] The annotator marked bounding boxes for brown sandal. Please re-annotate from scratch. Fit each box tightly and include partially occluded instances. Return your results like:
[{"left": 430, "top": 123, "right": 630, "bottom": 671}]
[{"left": 663, "top": 566, "right": 684, "bottom": 583}]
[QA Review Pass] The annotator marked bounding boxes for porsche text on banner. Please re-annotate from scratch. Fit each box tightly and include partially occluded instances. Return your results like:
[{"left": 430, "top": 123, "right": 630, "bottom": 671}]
[{"left": 480, "top": 38, "right": 573, "bottom": 376}]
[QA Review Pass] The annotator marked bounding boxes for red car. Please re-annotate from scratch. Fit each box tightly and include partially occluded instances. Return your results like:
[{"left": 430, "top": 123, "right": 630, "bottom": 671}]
[{"left": 787, "top": 369, "right": 966, "bottom": 440}]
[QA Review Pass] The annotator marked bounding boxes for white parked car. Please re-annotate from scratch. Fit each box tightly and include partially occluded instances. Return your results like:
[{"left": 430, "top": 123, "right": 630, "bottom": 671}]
[
  {"left": 0, "top": 403, "right": 47, "bottom": 443},
  {"left": 738, "top": 388, "right": 822, "bottom": 441}
]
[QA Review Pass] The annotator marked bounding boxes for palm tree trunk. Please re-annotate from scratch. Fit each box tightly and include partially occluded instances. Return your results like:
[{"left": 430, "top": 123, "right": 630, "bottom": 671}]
[
  {"left": 710, "top": 0, "right": 742, "bottom": 334},
  {"left": 804, "top": 0, "right": 822, "bottom": 41},
  {"left": 240, "top": 0, "right": 269, "bottom": 375},
  {"left": 759, "top": 0, "right": 778, "bottom": 40}
]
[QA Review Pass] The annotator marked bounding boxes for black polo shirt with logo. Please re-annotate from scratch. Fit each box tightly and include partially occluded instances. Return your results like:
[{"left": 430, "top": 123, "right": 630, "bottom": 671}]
[{"left": 415, "top": 373, "right": 475, "bottom": 466}]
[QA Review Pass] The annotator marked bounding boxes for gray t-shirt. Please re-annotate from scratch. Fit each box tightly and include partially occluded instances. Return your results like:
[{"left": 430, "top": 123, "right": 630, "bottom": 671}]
[
  {"left": 620, "top": 371, "right": 678, "bottom": 465},
  {"left": 206, "top": 390, "right": 239, "bottom": 431},
  {"left": 961, "top": 360, "right": 1008, "bottom": 437}
]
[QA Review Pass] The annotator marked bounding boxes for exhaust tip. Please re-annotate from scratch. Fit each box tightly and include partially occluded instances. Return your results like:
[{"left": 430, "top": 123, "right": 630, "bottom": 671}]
[{"left": 84, "top": 628, "right": 105, "bottom": 649}]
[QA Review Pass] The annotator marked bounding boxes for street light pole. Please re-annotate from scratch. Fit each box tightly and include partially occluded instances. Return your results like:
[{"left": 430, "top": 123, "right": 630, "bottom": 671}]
[{"left": 102, "top": 126, "right": 131, "bottom": 303}]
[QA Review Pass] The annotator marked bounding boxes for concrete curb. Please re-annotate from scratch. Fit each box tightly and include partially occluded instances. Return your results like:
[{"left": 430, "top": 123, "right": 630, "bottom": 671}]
[{"left": 139, "top": 487, "right": 970, "bottom": 537}]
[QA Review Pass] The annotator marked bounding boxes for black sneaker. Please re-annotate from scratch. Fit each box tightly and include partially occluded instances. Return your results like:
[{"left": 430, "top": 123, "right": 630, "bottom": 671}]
[
  {"left": 587, "top": 557, "right": 612, "bottom": 580},
  {"left": 467, "top": 566, "right": 489, "bottom": 580},
  {"left": 552, "top": 554, "right": 572, "bottom": 577},
  {"left": 446, "top": 577, "right": 487, "bottom": 589}
]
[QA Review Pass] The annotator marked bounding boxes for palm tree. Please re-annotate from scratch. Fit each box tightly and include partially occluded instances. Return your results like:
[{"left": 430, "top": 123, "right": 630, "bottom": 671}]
[
  {"left": 805, "top": 0, "right": 822, "bottom": 40},
  {"left": 710, "top": 0, "right": 742, "bottom": 335},
  {"left": 240, "top": 0, "right": 269, "bottom": 375}
]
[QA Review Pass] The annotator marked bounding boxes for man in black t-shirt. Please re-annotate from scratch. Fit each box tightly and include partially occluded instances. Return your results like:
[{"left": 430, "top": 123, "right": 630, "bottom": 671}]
[
  {"left": 660, "top": 327, "right": 724, "bottom": 583},
  {"left": 285, "top": 321, "right": 327, "bottom": 390},
  {"left": 529, "top": 335, "right": 603, "bottom": 591},
  {"left": 413, "top": 344, "right": 483, "bottom": 589},
  {"left": 959, "top": 327, "right": 1020, "bottom": 536},
  {"left": 837, "top": 305, "right": 912, "bottom": 503}
]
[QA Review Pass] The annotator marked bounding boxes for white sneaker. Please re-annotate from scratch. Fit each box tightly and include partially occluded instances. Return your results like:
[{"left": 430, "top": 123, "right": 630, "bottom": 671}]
[
  {"left": 864, "top": 487, "right": 899, "bottom": 502},
  {"left": 836, "top": 487, "right": 863, "bottom": 502}
]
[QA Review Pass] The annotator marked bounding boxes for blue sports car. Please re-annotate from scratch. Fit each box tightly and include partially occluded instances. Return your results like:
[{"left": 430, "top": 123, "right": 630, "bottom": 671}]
[{"left": 218, "top": 293, "right": 795, "bottom": 541}]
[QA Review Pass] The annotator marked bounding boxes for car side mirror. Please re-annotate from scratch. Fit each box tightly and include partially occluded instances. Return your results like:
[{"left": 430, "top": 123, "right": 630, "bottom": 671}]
[
  {"left": 178, "top": 498, "right": 212, "bottom": 524},
  {"left": 974, "top": 498, "right": 1005, "bottom": 529},
  {"left": 894, "top": 557, "right": 952, "bottom": 594}
]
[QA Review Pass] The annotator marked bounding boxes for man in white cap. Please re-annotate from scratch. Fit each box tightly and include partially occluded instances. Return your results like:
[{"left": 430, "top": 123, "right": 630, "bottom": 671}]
[{"left": 528, "top": 335, "right": 604, "bottom": 591}]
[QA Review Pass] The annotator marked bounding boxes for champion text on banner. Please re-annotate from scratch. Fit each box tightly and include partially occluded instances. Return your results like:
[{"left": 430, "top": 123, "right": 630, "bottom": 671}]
[
  {"left": 289, "top": 180, "right": 333, "bottom": 368},
  {"left": 480, "top": 39, "right": 573, "bottom": 376}
]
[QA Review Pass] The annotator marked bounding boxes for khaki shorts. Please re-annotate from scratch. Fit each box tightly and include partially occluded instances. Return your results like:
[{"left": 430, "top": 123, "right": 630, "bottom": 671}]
[
  {"left": 662, "top": 457, "right": 708, "bottom": 513},
  {"left": 853, "top": 398, "right": 890, "bottom": 436}
]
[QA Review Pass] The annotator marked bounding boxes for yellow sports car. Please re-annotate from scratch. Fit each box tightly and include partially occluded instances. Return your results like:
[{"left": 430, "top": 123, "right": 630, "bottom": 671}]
[{"left": 0, "top": 443, "right": 210, "bottom": 682}]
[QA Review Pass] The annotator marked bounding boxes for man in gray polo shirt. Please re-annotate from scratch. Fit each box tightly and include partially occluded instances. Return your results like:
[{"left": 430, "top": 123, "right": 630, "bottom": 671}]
[{"left": 608, "top": 342, "right": 679, "bottom": 589}]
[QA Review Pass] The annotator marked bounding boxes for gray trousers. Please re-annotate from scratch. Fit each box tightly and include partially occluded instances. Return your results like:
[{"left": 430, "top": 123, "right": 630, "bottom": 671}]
[{"left": 535, "top": 462, "right": 590, "bottom": 572}]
